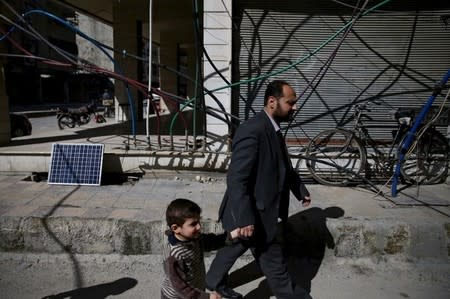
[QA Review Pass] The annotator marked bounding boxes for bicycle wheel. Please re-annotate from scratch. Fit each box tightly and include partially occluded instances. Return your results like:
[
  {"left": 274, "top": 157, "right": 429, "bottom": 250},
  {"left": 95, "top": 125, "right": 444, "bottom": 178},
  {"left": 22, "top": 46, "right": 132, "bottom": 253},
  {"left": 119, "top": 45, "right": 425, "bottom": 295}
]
[
  {"left": 58, "top": 115, "right": 75, "bottom": 129},
  {"left": 305, "top": 129, "right": 366, "bottom": 186},
  {"left": 401, "top": 128, "right": 449, "bottom": 184}
]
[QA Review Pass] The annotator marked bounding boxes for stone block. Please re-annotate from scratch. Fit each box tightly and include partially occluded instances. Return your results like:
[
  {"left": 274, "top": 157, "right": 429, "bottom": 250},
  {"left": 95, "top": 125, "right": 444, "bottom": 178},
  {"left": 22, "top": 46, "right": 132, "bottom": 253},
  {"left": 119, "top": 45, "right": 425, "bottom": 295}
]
[
  {"left": 408, "top": 223, "right": 446, "bottom": 259},
  {"left": 384, "top": 224, "right": 409, "bottom": 255},
  {"left": 329, "top": 219, "right": 363, "bottom": 257},
  {"left": 0, "top": 216, "right": 24, "bottom": 251}
]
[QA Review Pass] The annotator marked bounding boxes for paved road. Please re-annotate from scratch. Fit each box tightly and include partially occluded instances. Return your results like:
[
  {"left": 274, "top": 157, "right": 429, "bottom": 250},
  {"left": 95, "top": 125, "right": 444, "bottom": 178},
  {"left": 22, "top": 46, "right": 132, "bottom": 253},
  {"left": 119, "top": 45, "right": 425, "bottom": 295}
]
[{"left": 0, "top": 252, "right": 448, "bottom": 299}]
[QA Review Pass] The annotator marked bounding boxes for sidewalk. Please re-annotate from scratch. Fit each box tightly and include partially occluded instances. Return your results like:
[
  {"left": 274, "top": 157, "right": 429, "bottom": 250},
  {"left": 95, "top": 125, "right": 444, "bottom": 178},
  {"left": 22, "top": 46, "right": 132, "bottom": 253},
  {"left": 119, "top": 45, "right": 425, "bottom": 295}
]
[{"left": 0, "top": 170, "right": 449, "bottom": 262}]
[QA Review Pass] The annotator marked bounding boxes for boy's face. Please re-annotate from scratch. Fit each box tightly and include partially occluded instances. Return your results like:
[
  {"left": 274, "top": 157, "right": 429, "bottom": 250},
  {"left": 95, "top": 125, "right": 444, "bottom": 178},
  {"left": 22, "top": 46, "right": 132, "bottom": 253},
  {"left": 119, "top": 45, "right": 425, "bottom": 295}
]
[{"left": 171, "top": 217, "right": 201, "bottom": 241}]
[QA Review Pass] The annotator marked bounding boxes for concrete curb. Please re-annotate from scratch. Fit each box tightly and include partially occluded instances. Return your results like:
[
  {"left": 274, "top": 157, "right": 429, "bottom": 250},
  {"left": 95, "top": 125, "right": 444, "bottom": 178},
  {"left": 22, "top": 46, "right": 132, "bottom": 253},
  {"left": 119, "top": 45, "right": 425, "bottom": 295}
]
[{"left": 1, "top": 215, "right": 448, "bottom": 261}]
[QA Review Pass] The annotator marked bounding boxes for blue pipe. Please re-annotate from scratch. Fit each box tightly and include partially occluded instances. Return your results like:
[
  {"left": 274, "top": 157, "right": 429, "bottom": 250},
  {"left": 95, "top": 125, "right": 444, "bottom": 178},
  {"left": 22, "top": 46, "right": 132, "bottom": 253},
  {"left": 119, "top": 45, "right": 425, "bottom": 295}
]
[{"left": 391, "top": 69, "right": 450, "bottom": 197}]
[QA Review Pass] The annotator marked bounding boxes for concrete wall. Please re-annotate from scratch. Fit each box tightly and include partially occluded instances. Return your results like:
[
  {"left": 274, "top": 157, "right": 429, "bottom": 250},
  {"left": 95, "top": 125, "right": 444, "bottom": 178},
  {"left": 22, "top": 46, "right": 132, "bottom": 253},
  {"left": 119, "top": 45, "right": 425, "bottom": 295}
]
[{"left": 76, "top": 13, "right": 114, "bottom": 73}]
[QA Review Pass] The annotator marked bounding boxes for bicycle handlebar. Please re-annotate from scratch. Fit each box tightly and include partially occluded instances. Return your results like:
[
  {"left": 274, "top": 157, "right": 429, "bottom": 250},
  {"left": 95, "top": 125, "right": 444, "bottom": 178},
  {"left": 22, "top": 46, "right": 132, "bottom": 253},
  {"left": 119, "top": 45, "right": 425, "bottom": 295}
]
[
  {"left": 354, "top": 100, "right": 383, "bottom": 112},
  {"left": 353, "top": 100, "right": 408, "bottom": 125}
]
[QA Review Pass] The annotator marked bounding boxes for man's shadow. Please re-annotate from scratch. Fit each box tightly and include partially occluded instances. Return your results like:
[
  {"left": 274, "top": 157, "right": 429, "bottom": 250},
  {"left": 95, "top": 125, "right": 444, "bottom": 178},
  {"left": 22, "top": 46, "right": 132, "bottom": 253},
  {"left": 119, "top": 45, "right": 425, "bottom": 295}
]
[
  {"left": 226, "top": 207, "right": 344, "bottom": 298},
  {"left": 41, "top": 277, "right": 138, "bottom": 299}
]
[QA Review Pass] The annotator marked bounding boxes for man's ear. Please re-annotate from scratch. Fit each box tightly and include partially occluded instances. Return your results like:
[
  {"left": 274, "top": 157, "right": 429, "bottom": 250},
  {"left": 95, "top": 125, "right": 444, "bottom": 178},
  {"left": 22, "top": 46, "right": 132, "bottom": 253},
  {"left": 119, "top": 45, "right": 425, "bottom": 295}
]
[{"left": 268, "top": 96, "right": 276, "bottom": 109}]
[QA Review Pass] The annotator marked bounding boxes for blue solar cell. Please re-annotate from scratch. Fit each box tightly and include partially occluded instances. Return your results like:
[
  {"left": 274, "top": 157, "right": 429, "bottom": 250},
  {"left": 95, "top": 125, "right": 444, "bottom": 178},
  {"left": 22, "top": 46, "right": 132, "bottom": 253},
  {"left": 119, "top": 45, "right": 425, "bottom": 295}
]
[{"left": 48, "top": 143, "right": 104, "bottom": 186}]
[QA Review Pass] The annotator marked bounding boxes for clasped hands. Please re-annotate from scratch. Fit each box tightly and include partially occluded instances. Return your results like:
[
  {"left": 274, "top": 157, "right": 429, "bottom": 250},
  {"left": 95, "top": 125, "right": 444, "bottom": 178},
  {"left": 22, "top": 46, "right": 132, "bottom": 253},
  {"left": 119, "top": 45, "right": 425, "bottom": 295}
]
[{"left": 229, "top": 225, "right": 254, "bottom": 240}]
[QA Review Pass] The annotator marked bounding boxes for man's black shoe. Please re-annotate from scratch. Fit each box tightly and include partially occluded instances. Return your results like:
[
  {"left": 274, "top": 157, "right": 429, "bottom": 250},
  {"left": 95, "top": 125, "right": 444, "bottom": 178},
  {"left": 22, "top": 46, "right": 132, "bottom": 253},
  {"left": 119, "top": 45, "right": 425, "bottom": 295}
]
[{"left": 214, "top": 285, "right": 243, "bottom": 299}]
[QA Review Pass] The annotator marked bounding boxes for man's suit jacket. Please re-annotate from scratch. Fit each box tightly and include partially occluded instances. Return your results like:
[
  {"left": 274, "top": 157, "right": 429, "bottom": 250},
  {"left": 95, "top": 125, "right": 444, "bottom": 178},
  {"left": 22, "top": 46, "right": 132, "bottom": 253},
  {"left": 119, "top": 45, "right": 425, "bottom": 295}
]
[{"left": 219, "top": 111, "right": 310, "bottom": 243}]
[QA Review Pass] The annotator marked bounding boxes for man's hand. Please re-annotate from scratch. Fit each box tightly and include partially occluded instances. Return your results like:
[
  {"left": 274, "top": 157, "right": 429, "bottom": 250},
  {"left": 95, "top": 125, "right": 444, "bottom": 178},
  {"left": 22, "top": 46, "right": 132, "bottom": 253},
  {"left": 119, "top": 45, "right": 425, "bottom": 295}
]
[
  {"left": 230, "top": 225, "right": 254, "bottom": 239},
  {"left": 238, "top": 225, "right": 254, "bottom": 238},
  {"left": 302, "top": 196, "right": 311, "bottom": 207}
]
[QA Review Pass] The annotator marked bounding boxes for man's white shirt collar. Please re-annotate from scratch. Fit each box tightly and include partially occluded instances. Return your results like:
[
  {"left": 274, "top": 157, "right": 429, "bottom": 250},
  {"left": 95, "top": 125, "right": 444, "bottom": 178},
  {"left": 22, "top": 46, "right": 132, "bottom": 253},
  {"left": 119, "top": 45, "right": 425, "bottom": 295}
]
[{"left": 264, "top": 110, "right": 280, "bottom": 132}]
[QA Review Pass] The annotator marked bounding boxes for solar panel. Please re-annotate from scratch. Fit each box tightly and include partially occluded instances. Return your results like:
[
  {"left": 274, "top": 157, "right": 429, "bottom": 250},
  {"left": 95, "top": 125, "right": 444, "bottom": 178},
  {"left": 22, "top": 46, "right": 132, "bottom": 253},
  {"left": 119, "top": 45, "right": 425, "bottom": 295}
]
[{"left": 48, "top": 143, "right": 104, "bottom": 186}]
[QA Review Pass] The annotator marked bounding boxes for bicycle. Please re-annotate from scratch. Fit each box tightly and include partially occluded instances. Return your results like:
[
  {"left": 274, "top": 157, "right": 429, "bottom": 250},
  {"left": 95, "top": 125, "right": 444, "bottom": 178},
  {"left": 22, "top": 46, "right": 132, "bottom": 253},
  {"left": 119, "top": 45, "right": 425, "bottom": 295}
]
[{"left": 304, "top": 101, "right": 449, "bottom": 186}]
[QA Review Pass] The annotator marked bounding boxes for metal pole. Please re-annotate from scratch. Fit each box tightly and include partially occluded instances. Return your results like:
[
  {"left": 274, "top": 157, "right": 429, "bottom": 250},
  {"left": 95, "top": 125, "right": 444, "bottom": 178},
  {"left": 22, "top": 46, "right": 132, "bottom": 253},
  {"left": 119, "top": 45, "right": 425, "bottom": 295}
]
[{"left": 391, "top": 69, "right": 450, "bottom": 197}]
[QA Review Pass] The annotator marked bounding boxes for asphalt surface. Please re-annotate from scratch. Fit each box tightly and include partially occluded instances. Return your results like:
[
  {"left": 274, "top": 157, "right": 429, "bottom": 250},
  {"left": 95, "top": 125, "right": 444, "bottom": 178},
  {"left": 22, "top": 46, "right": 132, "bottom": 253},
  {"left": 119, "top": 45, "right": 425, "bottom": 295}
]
[{"left": 0, "top": 252, "right": 448, "bottom": 299}]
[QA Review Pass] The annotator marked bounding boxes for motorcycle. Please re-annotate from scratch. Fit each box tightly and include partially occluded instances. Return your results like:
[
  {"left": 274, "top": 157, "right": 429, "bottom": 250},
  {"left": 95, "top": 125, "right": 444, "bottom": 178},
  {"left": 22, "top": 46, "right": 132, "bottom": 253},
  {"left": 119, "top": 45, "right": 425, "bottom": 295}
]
[{"left": 57, "top": 101, "right": 106, "bottom": 129}]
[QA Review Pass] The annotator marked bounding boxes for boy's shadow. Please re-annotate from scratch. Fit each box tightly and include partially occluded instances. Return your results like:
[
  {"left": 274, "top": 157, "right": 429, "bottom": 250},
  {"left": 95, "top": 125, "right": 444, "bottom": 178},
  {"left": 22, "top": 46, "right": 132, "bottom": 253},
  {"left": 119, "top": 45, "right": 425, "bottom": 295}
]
[
  {"left": 41, "top": 277, "right": 138, "bottom": 299},
  {"left": 226, "top": 206, "right": 344, "bottom": 298}
]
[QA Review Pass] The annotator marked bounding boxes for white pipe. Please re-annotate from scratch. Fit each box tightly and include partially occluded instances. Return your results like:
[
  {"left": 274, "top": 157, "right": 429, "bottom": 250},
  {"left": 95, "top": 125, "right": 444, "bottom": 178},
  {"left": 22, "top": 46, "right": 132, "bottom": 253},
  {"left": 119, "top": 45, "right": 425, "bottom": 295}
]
[{"left": 146, "top": 0, "right": 153, "bottom": 148}]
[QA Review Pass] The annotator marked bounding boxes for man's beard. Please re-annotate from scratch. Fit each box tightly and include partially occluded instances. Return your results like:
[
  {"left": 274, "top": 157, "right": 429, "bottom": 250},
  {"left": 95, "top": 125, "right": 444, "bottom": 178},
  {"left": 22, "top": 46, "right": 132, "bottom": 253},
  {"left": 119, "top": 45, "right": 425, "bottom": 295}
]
[{"left": 274, "top": 105, "right": 294, "bottom": 123}]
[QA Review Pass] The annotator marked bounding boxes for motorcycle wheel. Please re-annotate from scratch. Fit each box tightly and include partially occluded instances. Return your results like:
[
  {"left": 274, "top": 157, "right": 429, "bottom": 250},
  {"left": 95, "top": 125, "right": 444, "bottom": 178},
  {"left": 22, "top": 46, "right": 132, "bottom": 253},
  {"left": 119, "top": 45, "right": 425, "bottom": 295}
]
[
  {"left": 79, "top": 113, "right": 90, "bottom": 124},
  {"left": 58, "top": 115, "right": 76, "bottom": 129}
]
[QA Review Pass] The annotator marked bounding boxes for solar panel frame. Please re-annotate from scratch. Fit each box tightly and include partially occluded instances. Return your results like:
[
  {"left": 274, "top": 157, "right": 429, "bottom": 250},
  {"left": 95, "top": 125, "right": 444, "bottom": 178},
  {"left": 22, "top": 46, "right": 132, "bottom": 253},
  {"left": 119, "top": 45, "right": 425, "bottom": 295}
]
[{"left": 48, "top": 143, "right": 104, "bottom": 186}]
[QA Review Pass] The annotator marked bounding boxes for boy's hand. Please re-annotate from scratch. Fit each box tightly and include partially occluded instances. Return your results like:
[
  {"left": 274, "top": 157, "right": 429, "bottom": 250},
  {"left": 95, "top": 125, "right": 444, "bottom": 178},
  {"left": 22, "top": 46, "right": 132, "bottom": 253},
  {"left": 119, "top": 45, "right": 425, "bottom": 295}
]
[
  {"left": 210, "top": 291, "right": 222, "bottom": 299},
  {"left": 302, "top": 196, "right": 311, "bottom": 207}
]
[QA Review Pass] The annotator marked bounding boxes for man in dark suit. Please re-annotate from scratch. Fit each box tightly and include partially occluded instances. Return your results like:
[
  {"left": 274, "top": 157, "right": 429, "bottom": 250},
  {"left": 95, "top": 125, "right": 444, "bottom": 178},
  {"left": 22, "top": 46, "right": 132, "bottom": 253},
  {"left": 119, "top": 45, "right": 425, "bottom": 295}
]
[{"left": 206, "top": 80, "right": 312, "bottom": 299}]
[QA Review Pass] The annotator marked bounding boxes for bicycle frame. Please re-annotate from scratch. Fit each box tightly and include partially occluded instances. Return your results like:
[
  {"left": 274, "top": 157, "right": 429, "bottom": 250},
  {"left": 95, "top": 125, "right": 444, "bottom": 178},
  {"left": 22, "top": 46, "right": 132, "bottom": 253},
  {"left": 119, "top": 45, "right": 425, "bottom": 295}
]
[{"left": 345, "top": 103, "right": 410, "bottom": 178}]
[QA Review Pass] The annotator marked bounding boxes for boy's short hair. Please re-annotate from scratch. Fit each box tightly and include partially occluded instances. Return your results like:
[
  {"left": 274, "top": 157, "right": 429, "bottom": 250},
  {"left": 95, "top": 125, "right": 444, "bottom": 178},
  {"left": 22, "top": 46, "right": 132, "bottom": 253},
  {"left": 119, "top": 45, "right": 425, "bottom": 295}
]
[{"left": 166, "top": 198, "right": 202, "bottom": 227}]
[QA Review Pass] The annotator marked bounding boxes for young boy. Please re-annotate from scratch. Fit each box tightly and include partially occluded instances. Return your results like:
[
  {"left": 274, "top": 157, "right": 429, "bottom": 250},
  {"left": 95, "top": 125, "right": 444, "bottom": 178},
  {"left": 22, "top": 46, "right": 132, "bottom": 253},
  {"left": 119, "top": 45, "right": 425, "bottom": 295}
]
[{"left": 161, "top": 198, "right": 235, "bottom": 299}]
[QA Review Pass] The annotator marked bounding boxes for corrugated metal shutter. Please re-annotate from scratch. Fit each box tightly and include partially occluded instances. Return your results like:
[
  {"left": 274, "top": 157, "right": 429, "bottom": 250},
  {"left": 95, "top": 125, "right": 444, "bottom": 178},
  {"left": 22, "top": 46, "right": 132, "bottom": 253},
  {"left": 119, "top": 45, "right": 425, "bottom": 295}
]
[{"left": 236, "top": 2, "right": 450, "bottom": 143}]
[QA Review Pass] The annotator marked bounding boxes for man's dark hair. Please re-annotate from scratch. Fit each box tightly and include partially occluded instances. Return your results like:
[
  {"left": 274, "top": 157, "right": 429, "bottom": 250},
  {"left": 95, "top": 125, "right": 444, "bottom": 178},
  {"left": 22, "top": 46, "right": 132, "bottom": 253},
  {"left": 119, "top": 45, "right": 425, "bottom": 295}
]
[
  {"left": 264, "top": 80, "right": 289, "bottom": 106},
  {"left": 166, "top": 198, "right": 202, "bottom": 227}
]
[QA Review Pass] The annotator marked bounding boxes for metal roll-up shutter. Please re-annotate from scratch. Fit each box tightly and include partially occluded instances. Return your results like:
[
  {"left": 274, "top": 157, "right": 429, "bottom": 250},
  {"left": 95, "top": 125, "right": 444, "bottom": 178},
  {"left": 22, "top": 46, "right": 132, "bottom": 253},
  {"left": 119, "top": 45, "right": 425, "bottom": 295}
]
[{"left": 235, "top": 1, "right": 450, "bottom": 143}]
